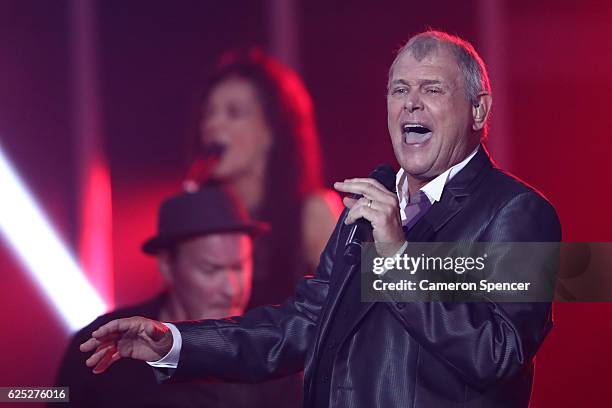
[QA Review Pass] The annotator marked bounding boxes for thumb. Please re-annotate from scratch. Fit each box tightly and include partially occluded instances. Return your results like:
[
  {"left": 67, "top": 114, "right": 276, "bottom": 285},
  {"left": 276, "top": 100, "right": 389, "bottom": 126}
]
[{"left": 145, "top": 320, "right": 169, "bottom": 342}]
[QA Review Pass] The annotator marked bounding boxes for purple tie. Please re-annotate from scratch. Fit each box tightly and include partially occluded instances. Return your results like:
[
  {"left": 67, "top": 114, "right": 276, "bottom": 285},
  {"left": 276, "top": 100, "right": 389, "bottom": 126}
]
[{"left": 402, "top": 190, "right": 432, "bottom": 233}]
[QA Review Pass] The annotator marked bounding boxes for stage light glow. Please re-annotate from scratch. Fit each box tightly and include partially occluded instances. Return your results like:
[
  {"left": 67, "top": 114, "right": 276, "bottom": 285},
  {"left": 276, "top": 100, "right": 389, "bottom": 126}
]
[{"left": 0, "top": 144, "right": 107, "bottom": 331}]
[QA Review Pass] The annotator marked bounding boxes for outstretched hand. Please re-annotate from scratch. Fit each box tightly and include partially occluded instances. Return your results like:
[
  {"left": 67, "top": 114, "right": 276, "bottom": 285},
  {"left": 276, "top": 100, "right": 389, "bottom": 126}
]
[{"left": 79, "top": 316, "right": 173, "bottom": 374}]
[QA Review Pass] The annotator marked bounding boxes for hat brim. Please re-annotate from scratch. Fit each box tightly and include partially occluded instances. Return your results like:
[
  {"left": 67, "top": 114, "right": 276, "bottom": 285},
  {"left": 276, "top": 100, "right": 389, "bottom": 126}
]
[{"left": 141, "top": 221, "right": 269, "bottom": 255}]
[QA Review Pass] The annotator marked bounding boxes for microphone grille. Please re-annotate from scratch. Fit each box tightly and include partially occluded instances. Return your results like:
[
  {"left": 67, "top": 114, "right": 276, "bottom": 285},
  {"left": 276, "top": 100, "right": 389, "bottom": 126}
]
[{"left": 369, "top": 164, "right": 397, "bottom": 193}]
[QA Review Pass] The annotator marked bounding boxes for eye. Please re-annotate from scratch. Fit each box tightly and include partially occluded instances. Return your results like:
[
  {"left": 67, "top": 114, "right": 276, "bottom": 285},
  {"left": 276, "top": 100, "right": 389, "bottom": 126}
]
[
  {"left": 425, "top": 87, "right": 443, "bottom": 95},
  {"left": 227, "top": 104, "right": 244, "bottom": 119},
  {"left": 390, "top": 87, "right": 408, "bottom": 96}
]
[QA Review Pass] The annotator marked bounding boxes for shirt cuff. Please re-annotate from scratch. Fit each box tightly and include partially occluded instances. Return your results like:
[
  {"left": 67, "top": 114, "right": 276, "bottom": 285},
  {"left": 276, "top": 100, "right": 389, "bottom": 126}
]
[{"left": 146, "top": 322, "right": 182, "bottom": 369}]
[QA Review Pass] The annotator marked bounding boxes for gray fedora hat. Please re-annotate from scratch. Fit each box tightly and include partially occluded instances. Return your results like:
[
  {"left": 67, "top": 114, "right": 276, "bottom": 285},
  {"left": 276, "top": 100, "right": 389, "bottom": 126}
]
[{"left": 142, "top": 183, "right": 269, "bottom": 255}]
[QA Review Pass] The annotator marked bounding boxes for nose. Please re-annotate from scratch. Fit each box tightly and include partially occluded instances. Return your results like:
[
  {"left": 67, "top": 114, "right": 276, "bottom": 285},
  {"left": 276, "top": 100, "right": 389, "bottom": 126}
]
[
  {"left": 403, "top": 91, "right": 424, "bottom": 113},
  {"left": 222, "top": 268, "right": 242, "bottom": 301},
  {"left": 200, "top": 109, "right": 225, "bottom": 140}
]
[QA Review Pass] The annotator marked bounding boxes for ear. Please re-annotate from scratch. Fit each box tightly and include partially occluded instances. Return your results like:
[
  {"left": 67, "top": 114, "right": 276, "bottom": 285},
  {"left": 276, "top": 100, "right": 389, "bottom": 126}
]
[
  {"left": 471, "top": 92, "right": 492, "bottom": 132},
  {"left": 157, "top": 251, "right": 175, "bottom": 285}
]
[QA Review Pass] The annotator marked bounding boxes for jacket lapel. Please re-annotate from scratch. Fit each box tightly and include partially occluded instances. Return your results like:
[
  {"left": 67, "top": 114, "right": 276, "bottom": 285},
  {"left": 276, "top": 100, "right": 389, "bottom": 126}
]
[
  {"left": 407, "top": 144, "right": 492, "bottom": 241},
  {"left": 333, "top": 145, "right": 494, "bottom": 347}
]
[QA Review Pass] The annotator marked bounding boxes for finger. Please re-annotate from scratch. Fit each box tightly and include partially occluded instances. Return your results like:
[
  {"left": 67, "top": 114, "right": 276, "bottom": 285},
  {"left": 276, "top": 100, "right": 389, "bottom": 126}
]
[
  {"left": 144, "top": 320, "right": 168, "bottom": 341},
  {"left": 92, "top": 349, "right": 118, "bottom": 374},
  {"left": 334, "top": 180, "right": 384, "bottom": 196},
  {"left": 93, "top": 349, "right": 121, "bottom": 375},
  {"left": 79, "top": 337, "right": 100, "bottom": 353},
  {"left": 84, "top": 332, "right": 119, "bottom": 355},
  {"left": 92, "top": 317, "right": 140, "bottom": 339},
  {"left": 345, "top": 197, "right": 399, "bottom": 224},
  {"left": 334, "top": 180, "right": 395, "bottom": 203},
  {"left": 343, "top": 178, "right": 391, "bottom": 193},
  {"left": 85, "top": 336, "right": 119, "bottom": 365},
  {"left": 345, "top": 200, "right": 379, "bottom": 225},
  {"left": 342, "top": 196, "right": 358, "bottom": 209},
  {"left": 337, "top": 178, "right": 391, "bottom": 195},
  {"left": 346, "top": 203, "right": 404, "bottom": 242},
  {"left": 85, "top": 342, "right": 115, "bottom": 368},
  {"left": 95, "top": 335, "right": 120, "bottom": 350},
  {"left": 91, "top": 319, "right": 120, "bottom": 338}
]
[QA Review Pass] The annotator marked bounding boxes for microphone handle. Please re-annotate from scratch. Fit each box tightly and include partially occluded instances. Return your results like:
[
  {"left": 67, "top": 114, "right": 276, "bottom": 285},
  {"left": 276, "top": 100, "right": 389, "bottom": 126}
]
[{"left": 343, "top": 193, "right": 372, "bottom": 265}]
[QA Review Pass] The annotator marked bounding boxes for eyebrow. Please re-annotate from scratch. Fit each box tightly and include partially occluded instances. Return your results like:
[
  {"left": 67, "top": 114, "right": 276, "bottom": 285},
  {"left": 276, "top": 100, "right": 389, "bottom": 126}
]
[
  {"left": 197, "top": 253, "right": 252, "bottom": 269},
  {"left": 420, "top": 79, "right": 444, "bottom": 86},
  {"left": 389, "top": 78, "right": 445, "bottom": 87}
]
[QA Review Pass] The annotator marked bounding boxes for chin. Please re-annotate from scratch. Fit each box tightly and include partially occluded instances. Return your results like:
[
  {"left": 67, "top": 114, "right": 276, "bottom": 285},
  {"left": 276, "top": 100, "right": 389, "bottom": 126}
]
[
  {"left": 398, "top": 153, "right": 430, "bottom": 173},
  {"left": 211, "top": 165, "right": 236, "bottom": 181}
]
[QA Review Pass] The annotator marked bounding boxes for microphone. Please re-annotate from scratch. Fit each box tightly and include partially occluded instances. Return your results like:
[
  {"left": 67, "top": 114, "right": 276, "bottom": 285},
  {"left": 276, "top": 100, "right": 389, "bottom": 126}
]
[
  {"left": 343, "top": 164, "right": 396, "bottom": 265},
  {"left": 182, "top": 142, "right": 226, "bottom": 192}
]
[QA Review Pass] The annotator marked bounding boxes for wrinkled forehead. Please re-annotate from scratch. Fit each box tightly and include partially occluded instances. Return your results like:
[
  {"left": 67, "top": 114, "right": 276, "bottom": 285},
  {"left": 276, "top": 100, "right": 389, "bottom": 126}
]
[{"left": 388, "top": 45, "right": 462, "bottom": 87}]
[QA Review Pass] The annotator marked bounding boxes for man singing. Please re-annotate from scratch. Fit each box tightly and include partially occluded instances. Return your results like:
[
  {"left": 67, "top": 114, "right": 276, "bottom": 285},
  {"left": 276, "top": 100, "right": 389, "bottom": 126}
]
[{"left": 81, "top": 31, "right": 561, "bottom": 407}]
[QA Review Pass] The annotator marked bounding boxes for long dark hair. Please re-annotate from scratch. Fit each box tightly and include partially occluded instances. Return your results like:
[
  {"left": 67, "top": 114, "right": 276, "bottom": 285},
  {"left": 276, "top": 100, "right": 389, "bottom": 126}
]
[{"left": 191, "top": 49, "right": 325, "bottom": 305}]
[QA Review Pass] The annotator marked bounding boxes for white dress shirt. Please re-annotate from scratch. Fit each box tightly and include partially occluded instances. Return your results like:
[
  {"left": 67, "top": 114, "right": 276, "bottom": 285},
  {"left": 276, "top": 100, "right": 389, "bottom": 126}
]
[{"left": 396, "top": 146, "right": 479, "bottom": 222}]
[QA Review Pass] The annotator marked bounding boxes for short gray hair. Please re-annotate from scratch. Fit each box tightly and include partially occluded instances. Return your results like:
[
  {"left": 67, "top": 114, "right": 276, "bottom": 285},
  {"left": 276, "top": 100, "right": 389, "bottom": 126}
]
[{"left": 389, "top": 30, "right": 491, "bottom": 105}]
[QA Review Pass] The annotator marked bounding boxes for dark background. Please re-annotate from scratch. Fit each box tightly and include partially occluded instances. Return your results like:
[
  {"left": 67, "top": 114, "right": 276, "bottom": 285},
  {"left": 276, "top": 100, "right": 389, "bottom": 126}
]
[{"left": 1, "top": 1, "right": 611, "bottom": 406}]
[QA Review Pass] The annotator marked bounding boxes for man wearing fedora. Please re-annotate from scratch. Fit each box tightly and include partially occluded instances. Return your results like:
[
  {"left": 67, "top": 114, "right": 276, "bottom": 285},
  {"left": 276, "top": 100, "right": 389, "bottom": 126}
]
[{"left": 55, "top": 183, "right": 302, "bottom": 407}]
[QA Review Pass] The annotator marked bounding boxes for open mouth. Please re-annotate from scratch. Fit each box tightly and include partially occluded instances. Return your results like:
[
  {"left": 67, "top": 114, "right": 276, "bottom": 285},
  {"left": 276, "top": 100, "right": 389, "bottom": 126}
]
[{"left": 402, "top": 123, "right": 433, "bottom": 145}]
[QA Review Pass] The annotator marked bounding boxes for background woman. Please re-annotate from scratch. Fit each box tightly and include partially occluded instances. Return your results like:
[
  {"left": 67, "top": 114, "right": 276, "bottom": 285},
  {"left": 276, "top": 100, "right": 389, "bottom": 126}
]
[{"left": 189, "top": 49, "right": 341, "bottom": 309}]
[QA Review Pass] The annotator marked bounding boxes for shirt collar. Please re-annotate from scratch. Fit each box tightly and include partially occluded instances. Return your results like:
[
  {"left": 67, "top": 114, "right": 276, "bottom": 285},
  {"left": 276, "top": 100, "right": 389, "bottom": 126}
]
[{"left": 396, "top": 146, "right": 479, "bottom": 220}]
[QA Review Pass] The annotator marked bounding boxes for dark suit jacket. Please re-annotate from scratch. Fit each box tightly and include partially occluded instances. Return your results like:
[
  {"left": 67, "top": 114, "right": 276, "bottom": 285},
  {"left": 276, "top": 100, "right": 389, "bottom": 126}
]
[
  {"left": 169, "top": 146, "right": 561, "bottom": 407},
  {"left": 55, "top": 294, "right": 302, "bottom": 407}
]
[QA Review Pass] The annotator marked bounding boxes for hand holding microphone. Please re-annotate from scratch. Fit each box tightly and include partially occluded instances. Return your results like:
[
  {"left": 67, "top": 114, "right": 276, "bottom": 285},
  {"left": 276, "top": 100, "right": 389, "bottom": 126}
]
[
  {"left": 182, "top": 142, "right": 226, "bottom": 192},
  {"left": 334, "top": 164, "right": 405, "bottom": 262}
]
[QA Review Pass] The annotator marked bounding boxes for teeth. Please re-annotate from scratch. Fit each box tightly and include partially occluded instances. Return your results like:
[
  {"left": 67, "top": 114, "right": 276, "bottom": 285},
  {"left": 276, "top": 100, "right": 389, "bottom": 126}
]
[{"left": 402, "top": 123, "right": 430, "bottom": 133}]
